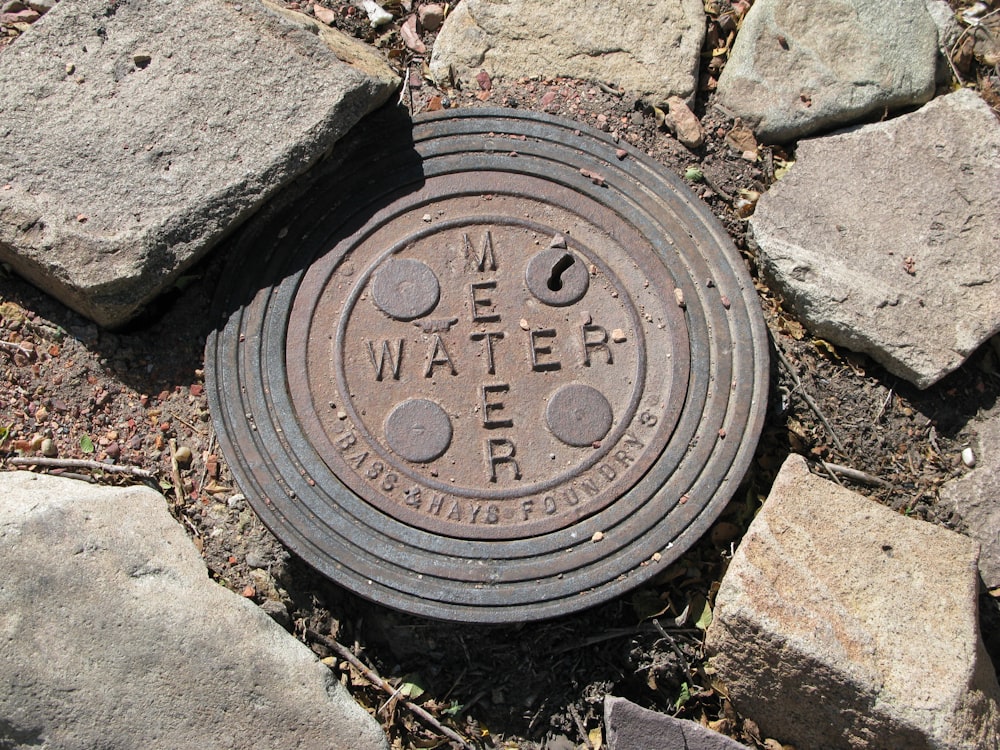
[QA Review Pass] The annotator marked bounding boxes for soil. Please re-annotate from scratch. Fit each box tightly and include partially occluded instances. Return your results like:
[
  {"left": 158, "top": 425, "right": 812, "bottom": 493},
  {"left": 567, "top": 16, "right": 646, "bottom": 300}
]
[{"left": 3, "top": 2, "right": 1000, "bottom": 749}]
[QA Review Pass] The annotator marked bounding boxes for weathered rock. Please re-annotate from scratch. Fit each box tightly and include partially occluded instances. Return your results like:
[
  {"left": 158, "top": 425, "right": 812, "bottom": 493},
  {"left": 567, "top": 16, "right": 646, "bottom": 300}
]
[
  {"left": 716, "top": 0, "right": 938, "bottom": 142},
  {"left": 750, "top": 89, "right": 1000, "bottom": 388},
  {"left": 429, "top": 0, "right": 704, "bottom": 104},
  {"left": 604, "top": 696, "right": 749, "bottom": 749},
  {"left": 0, "top": 0, "right": 398, "bottom": 328},
  {"left": 418, "top": 2, "right": 445, "bottom": 31},
  {"left": 665, "top": 95, "right": 705, "bottom": 149},
  {"left": 706, "top": 454, "right": 1000, "bottom": 750},
  {"left": 942, "top": 406, "right": 1000, "bottom": 588},
  {"left": 0, "top": 471, "right": 390, "bottom": 750}
]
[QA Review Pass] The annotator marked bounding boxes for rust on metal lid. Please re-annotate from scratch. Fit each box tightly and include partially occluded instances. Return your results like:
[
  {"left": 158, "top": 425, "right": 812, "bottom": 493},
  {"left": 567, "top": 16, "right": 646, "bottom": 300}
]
[{"left": 206, "top": 108, "right": 769, "bottom": 623}]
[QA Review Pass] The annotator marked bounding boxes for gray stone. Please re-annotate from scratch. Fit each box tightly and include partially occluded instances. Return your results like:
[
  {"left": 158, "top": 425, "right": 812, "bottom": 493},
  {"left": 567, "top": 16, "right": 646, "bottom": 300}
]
[
  {"left": 706, "top": 454, "right": 1000, "bottom": 750},
  {"left": 716, "top": 0, "right": 937, "bottom": 142},
  {"left": 604, "top": 696, "right": 748, "bottom": 750},
  {"left": 0, "top": 471, "right": 390, "bottom": 750},
  {"left": 429, "top": 0, "right": 704, "bottom": 105},
  {"left": 0, "top": 0, "right": 398, "bottom": 328},
  {"left": 942, "top": 406, "right": 1000, "bottom": 588},
  {"left": 750, "top": 89, "right": 1000, "bottom": 388}
]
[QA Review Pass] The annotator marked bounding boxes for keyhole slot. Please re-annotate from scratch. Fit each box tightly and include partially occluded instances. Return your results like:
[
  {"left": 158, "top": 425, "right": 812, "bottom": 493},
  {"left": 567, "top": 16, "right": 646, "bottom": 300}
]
[{"left": 547, "top": 254, "right": 575, "bottom": 292}]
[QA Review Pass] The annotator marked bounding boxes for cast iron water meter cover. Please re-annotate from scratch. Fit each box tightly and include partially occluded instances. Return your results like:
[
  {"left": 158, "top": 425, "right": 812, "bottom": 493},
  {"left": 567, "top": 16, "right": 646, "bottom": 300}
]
[{"left": 207, "top": 108, "right": 768, "bottom": 623}]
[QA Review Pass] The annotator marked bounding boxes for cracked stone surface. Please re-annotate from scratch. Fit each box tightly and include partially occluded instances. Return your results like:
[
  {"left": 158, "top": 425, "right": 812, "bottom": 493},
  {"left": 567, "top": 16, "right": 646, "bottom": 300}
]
[
  {"left": 717, "top": 0, "right": 938, "bottom": 143},
  {"left": 0, "top": 470, "right": 390, "bottom": 750},
  {"left": 429, "top": 0, "right": 704, "bottom": 105},
  {"left": 749, "top": 89, "right": 1000, "bottom": 388},
  {"left": 706, "top": 454, "right": 1000, "bottom": 750},
  {"left": 0, "top": 0, "right": 398, "bottom": 328}
]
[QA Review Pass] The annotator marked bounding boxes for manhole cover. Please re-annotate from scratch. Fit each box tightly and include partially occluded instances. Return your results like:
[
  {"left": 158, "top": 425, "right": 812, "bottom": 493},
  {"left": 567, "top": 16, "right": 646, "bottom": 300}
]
[{"left": 207, "top": 108, "right": 768, "bottom": 623}]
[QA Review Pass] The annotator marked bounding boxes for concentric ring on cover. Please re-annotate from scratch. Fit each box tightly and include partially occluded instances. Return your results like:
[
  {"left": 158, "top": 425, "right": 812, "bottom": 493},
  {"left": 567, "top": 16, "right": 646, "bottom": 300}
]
[{"left": 206, "top": 107, "right": 768, "bottom": 623}]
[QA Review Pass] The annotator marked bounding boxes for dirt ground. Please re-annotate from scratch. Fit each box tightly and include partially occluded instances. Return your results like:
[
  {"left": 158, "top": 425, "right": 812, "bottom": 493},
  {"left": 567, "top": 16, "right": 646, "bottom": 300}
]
[{"left": 3, "top": 1, "right": 1000, "bottom": 748}]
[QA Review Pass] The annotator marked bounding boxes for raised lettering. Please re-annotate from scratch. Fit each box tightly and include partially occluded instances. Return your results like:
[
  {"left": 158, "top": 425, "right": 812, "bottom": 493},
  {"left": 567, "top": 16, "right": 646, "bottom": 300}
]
[
  {"left": 366, "top": 339, "right": 403, "bottom": 381},
  {"left": 613, "top": 450, "right": 634, "bottom": 468},
  {"left": 347, "top": 450, "right": 368, "bottom": 469},
  {"left": 335, "top": 432, "right": 357, "bottom": 451},
  {"left": 424, "top": 334, "right": 457, "bottom": 377},
  {"left": 465, "top": 231, "right": 497, "bottom": 272},
  {"left": 486, "top": 438, "right": 521, "bottom": 482},
  {"left": 560, "top": 488, "right": 580, "bottom": 506},
  {"left": 529, "top": 329, "right": 561, "bottom": 371},
  {"left": 381, "top": 473, "right": 397, "bottom": 492},
  {"left": 597, "top": 463, "right": 617, "bottom": 481},
  {"left": 521, "top": 499, "right": 534, "bottom": 519},
  {"left": 365, "top": 461, "right": 384, "bottom": 479},
  {"left": 485, "top": 504, "right": 500, "bottom": 524},
  {"left": 447, "top": 500, "right": 462, "bottom": 521},
  {"left": 428, "top": 493, "right": 444, "bottom": 515},
  {"left": 470, "top": 504, "right": 482, "bottom": 523},
  {"left": 481, "top": 383, "right": 514, "bottom": 428},
  {"left": 622, "top": 432, "right": 644, "bottom": 450},
  {"left": 470, "top": 281, "right": 500, "bottom": 322},
  {"left": 582, "top": 324, "right": 613, "bottom": 366},
  {"left": 403, "top": 486, "right": 422, "bottom": 508},
  {"left": 470, "top": 330, "right": 505, "bottom": 374},
  {"left": 543, "top": 496, "right": 557, "bottom": 515},
  {"left": 581, "top": 478, "right": 600, "bottom": 496}
]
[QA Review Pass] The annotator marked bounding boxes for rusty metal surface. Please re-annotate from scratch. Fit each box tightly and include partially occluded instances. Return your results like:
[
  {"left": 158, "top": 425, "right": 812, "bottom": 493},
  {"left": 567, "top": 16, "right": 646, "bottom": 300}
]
[{"left": 206, "top": 107, "right": 769, "bottom": 623}]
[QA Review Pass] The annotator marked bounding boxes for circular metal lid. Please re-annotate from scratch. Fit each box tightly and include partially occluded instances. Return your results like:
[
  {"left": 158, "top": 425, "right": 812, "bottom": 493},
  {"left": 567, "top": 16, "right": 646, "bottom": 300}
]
[{"left": 206, "top": 108, "right": 768, "bottom": 623}]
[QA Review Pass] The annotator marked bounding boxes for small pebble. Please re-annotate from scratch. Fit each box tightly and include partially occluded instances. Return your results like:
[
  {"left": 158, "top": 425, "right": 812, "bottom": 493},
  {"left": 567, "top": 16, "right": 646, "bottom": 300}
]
[
  {"left": 519, "top": 318, "right": 529, "bottom": 330},
  {"left": 40, "top": 438, "right": 57, "bottom": 457},
  {"left": 611, "top": 328, "right": 626, "bottom": 343},
  {"left": 962, "top": 447, "right": 976, "bottom": 468},
  {"left": 174, "top": 445, "right": 193, "bottom": 465},
  {"left": 651, "top": 552, "right": 662, "bottom": 562},
  {"left": 674, "top": 288, "right": 685, "bottom": 308},
  {"left": 591, "top": 531, "right": 604, "bottom": 543}
]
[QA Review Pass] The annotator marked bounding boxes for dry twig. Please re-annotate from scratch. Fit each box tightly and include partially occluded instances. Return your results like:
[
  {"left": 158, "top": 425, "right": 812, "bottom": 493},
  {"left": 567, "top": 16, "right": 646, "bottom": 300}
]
[
  {"left": 5, "top": 456, "right": 154, "bottom": 478},
  {"left": 775, "top": 345, "right": 847, "bottom": 454},
  {"left": 820, "top": 461, "right": 891, "bottom": 489},
  {"left": 306, "top": 628, "right": 474, "bottom": 750}
]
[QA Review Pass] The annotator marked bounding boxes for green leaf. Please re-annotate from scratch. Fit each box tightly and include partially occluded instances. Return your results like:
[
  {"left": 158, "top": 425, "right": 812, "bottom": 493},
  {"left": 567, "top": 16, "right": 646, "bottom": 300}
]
[
  {"left": 158, "top": 479, "right": 174, "bottom": 491},
  {"left": 398, "top": 673, "right": 425, "bottom": 700},
  {"left": 79, "top": 434, "right": 95, "bottom": 454},
  {"left": 684, "top": 167, "right": 704, "bottom": 182},
  {"left": 674, "top": 682, "right": 691, "bottom": 712},
  {"left": 0, "top": 424, "right": 10, "bottom": 445},
  {"left": 442, "top": 700, "right": 463, "bottom": 716},
  {"left": 692, "top": 594, "right": 713, "bottom": 630}
]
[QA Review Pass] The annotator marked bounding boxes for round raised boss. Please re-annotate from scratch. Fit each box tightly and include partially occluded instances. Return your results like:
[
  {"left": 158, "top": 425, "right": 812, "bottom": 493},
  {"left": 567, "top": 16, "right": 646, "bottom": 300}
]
[{"left": 206, "top": 108, "right": 769, "bottom": 623}]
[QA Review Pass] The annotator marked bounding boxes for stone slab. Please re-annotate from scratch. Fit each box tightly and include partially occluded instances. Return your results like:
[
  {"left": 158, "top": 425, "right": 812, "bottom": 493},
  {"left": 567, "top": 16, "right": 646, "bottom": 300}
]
[
  {"left": 749, "top": 89, "right": 1000, "bottom": 388},
  {"left": 705, "top": 454, "right": 1000, "bottom": 750},
  {"left": 942, "top": 407, "right": 1000, "bottom": 588},
  {"left": 0, "top": 470, "right": 390, "bottom": 750},
  {"left": 429, "top": 0, "right": 704, "bottom": 105},
  {"left": 0, "top": 0, "right": 398, "bottom": 328},
  {"left": 717, "top": 0, "right": 938, "bottom": 143},
  {"left": 604, "top": 696, "right": 749, "bottom": 750}
]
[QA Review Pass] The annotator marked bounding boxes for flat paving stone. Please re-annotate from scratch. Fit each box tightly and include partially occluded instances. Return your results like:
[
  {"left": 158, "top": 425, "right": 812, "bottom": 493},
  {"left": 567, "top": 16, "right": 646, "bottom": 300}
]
[
  {"left": 942, "top": 406, "right": 1000, "bottom": 588},
  {"left": 750, "top": 89, "right": 1000, "bottom": 388},
  {"left": 604, "top": 696, "right": 749, "bottom": 749},
  {"left": 716, "top": 0, "right": 938, "bottom": 143},
  {"left": 0, "top": 0, "right": 398, "bottom": 328},
  {"left": 0, "top": 470, "right": 390, "bottom": 750},
  {"left": 706, "top": 454, "right": 1000, "bottom": 750},
  {"left": 429, "top": 0, "right": 704, "bottom": 105}
]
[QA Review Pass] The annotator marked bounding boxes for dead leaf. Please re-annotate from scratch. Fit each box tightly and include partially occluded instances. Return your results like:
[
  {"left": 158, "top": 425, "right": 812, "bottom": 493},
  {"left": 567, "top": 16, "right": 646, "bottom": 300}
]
[{"left": 725, "top": 120, "right": 757, "bottom": 154}]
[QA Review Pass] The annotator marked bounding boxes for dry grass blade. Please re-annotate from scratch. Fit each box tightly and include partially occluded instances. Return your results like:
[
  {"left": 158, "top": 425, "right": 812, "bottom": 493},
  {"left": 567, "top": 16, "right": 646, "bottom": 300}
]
[
  {"left": 306, "top": 628, "right": 475, "bottom": 750},
  {"left": 5, "top": 456, "right": 154, "bottom": 478}
]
